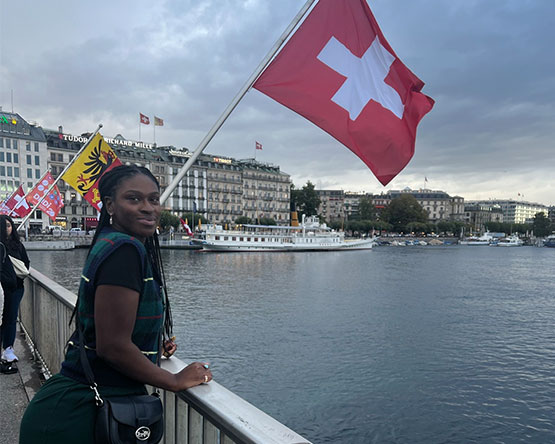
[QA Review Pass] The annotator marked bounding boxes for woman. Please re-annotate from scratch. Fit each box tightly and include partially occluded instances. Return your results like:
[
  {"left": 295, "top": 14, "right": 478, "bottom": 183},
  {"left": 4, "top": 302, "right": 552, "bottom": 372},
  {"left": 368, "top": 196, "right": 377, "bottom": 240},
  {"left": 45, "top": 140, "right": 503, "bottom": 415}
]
[
  {"left": 0, "top": 215, "right": 30, "bottom": 364},
  {"left": 20, "top": 166, "right": 212, "bottom": 443}
]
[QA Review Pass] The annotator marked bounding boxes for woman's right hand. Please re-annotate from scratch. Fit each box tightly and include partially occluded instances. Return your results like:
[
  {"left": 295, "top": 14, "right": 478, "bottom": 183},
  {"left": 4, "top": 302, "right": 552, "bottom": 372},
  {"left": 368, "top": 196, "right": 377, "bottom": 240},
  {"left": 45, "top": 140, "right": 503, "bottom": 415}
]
[{"left": 173, "top": 362, "right": 212, "bottom": 391}]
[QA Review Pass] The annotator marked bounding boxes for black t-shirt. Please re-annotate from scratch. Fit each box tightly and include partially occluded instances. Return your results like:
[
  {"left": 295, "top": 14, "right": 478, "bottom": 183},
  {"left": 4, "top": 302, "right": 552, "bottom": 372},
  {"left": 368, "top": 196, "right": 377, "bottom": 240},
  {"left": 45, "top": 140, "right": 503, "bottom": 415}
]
[{"left": 95, "top": 244, "right": 143, "bottom": 292}]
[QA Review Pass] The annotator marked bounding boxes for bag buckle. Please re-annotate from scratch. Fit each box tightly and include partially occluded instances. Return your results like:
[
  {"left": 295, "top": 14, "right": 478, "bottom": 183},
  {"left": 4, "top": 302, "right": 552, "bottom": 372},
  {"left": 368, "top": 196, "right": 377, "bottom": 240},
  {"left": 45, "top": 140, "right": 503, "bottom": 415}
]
[{"left": 90, "top": 383, "right": 104, "bottom": 407}]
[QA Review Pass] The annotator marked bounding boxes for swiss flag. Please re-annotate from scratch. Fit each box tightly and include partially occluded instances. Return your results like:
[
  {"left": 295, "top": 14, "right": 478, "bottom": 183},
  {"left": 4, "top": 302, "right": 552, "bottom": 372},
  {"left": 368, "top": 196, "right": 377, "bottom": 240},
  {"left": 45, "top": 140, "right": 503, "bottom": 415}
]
[
  {"left": 5, "top": 186, "right": 32, "bottom": 218},
  {"left": 253, "top": 0, "right": 434, "bottom": 185},
  {"left": 140, "top": 113, "right": 150, "bottom": 125}
]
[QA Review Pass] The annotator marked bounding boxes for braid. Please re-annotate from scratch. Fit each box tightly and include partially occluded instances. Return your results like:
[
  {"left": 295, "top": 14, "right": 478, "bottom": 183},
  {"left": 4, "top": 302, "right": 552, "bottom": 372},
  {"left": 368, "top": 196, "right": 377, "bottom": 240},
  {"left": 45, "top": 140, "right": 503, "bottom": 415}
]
[{"left": 71, "top": 165, "right": 173, "bottom": 337}]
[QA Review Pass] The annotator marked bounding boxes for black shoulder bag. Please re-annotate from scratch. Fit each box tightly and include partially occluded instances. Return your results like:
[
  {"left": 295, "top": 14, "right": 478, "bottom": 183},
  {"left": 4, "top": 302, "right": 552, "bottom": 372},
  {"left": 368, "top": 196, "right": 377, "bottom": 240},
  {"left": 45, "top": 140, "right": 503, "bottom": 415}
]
[{"left": 77, "top": 318, "right": 164, "bottom": 444}]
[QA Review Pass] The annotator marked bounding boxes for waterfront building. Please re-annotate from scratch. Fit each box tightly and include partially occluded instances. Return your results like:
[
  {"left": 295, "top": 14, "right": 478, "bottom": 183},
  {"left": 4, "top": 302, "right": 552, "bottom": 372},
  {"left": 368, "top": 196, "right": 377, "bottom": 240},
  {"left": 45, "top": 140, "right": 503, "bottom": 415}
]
[
  {"left": 344, "top": 191, "right": 366, "bottom": 219},
  {"left": 0, "top": 109, "right": 48, "bottom": 232},
  {"left": 238, "top": 158, "right": 290, "bottom": 225},
  {"left": 373, "top": 188, "right": 465, "bottom": 222},
  {"left": 44, "top": 127, "right": 290, "bottom": 229},
  {"left": 472, "top": 199, "right": 548, "bottom": 224},
  {"left": 547, "top": 206, "right": 555, "bottom": 224},
  {"left": 463, "top": 202, "right": 504, "bottom": 232},
  {"left": 316, "top": 189, "right": 345, "bottom": 223}
]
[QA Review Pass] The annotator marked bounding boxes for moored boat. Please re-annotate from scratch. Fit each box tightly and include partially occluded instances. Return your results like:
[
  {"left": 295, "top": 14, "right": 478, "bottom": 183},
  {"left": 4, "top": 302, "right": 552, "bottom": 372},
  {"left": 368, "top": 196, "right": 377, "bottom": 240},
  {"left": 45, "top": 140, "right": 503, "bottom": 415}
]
[
  {"left": 192, "top": 215, "right": 374, "bottom": 252},
  {"left": 491, "top": 234, "right": 524, "bottom": 247},
  {"left": 459, "top": 232, "right": 495, "bottom": 245},
  {"left": 543, "top": 233, "right": 555, "bottom": 248}
]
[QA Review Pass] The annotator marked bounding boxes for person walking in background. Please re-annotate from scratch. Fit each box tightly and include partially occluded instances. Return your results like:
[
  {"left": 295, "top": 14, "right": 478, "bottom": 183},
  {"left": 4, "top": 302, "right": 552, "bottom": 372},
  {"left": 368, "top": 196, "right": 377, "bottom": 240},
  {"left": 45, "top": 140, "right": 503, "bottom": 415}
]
[
  {"left": 0, "top": 215, "right": 30, "bottom": 364},
  {"left": 19, "top": 165, "right": 212, "bottom": 443}
]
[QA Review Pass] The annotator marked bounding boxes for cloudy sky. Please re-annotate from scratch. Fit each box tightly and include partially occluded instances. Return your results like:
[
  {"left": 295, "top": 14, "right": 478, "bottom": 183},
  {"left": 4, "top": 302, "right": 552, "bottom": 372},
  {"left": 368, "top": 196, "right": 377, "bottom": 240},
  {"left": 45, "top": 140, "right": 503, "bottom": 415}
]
[{"left": 1, "top": 0, "right": 554, "bottom": 205}]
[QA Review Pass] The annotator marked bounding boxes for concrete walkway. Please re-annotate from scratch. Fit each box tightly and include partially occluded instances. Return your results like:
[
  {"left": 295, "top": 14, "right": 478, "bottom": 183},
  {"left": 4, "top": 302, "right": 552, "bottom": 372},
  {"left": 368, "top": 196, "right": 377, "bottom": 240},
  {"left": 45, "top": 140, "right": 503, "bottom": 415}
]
[{"left": 0, "top": 325, "right": 43, "bottom": 443}]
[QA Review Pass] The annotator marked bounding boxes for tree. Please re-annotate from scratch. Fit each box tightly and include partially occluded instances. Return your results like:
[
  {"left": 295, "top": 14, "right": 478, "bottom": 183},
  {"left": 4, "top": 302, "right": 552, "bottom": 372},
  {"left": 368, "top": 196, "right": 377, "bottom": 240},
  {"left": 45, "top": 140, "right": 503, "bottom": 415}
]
[
  {"left": 159, "top": 211, "right": 180, "bottom": 231},
  {"left": 259, "top": 217, "right": 276, "bottom": 225},
  {"left": 234, "top": 216, "right": 252, "bottom": 225},
  {"left": 292, "top": 181, "right": 321, "bottom": 219},
  {"left": 358, "top": 195, "right": 376, "bottom": 220},
  {"left": 180, "top": 212, "right": 209, "bottom": 226},
  {"left": 532, "top": 212, "right": 552, "bottom": 237},
  {"left": 381, "top": 194, "right": 428, "bottom": 232}
]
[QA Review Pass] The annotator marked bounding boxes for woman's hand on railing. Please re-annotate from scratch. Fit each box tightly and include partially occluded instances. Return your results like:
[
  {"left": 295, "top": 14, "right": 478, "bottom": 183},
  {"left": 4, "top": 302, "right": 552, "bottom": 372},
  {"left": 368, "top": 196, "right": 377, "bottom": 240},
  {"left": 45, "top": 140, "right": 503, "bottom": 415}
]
[{"left": 172, "top": 362, "right": 212, "bottom": 391}]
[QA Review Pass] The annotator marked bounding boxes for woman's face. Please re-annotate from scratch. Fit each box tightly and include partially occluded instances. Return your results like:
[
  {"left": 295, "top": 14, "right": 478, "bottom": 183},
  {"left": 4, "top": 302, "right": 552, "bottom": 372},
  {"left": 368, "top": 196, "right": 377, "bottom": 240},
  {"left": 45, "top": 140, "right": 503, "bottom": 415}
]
[
  {"left": 105, "top": 174, "right": 161, "bottom": 241},
  {"left": 5, "top": 220, "right": 12, "bottom": 237}
]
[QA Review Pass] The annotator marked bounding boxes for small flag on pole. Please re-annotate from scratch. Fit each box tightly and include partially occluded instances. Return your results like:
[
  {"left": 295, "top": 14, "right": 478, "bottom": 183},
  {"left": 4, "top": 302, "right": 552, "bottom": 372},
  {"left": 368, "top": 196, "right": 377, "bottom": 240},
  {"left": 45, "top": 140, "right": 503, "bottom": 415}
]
[
  {"left": 140, "top": 113, "right": 150, "bottom": 125},
  {"left": 255, "top": 141, "right": 263, "bottom": 150},
  {"left": 180, "top": 218, "right": 193, "bottom": 236},
  {"left": 154, "top": 116, "right": 164, "bottom": 126},
  {"left": 6, "top": 185, "right": 32, "bottom": 217}
]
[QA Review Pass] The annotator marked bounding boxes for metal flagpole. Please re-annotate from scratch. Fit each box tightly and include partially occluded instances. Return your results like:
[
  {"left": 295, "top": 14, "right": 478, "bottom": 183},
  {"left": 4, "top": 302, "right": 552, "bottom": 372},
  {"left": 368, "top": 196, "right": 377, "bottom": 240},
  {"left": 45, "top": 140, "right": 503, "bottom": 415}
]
[
  {"left": 16, "top": 124, "right": 103, "bottom": 231},
  {"left": 160, "top": 0, "right": 317, "bottom": 205}
]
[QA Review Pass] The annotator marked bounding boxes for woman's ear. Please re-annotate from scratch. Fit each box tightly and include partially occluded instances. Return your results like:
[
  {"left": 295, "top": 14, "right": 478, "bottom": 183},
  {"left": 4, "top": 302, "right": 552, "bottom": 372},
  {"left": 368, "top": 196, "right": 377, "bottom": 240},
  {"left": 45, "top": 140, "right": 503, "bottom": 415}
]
[{"left": 104, "top": 197, "right": 114, "bottom": 216}]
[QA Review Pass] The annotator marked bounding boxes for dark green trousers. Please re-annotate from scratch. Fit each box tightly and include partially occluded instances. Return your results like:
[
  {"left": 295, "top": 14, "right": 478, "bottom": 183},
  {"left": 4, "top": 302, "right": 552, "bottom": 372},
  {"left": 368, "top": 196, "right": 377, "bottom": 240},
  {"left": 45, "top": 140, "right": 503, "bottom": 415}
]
[{"left": 19, "top": 373, "right": 146, "bottom": 444}]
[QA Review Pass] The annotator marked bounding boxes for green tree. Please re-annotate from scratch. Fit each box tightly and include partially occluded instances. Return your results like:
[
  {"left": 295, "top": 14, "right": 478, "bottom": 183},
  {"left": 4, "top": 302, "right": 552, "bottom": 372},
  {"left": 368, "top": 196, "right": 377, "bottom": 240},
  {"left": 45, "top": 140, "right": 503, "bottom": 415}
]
[
  {"left": 381, "top": 194, "right": 428, "bottom": 232},
  {"left": 234, "top": 216, "right": 252, "bottom": 225},
  {"left": 291, "top": 181, "right": 321, "bottom": 219},
  {"left": 358, "top": 195, "right": 376, "bottom": 220},
  {"left": 180, "top": 212, "right": 209, "bottom": 226},
  {"left": 532, "top": 212, "right": 552, "bottom": 237},
  {"left": 259, "top": 217, "right": 277, "bottom": 225},
  {"left": 159, "top": 211, "right": 180, "bottom": 231}
]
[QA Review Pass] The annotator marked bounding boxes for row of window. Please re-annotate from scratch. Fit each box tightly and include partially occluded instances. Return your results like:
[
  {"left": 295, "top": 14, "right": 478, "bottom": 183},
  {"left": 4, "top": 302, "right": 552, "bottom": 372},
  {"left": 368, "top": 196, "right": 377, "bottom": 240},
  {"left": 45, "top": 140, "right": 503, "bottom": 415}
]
[
  {"left": 0, "top": 152, "right": 41, "bottom": 166},
  {"left": 0, "top": 138, "right": 40, "bottom": 152}
]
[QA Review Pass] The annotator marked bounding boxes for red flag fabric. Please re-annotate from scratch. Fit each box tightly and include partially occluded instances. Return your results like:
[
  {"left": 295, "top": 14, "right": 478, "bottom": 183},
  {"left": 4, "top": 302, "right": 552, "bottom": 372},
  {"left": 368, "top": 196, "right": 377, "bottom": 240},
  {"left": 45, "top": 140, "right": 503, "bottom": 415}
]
[
  {"left": 5, "top": 186, "right": 32, "bottom": 217},
  {"left": 27, "top": 172, "right": 55, "bottom": 206},
  {"left": 38, "top": 186, "right": 64, "bottom": 221},
  {"left": 140, "top": 113, "right": 150, "bottom": 125},
  {"left": 180, "top": 218, "right": 193, "bottom": 236},
  {"left": 253, "top": 0, "right": 434, "bottom": 185},
  {"left": 255, "top": 141, "right": 263, "bottom": 150}
]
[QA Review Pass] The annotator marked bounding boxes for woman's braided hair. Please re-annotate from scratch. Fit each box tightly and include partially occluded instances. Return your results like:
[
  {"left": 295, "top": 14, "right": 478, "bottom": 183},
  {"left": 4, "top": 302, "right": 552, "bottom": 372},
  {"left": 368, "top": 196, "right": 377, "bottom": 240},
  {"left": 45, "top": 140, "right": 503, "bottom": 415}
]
[{"left": 83, "top": 165, "right": 173, "bottom": 340}]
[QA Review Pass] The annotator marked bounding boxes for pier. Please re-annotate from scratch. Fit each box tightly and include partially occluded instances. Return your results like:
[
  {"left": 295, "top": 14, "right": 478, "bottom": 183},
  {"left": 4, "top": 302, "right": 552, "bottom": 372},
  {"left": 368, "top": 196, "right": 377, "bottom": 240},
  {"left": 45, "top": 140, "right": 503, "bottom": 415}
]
[{"left": 6, "top": 269, "right": 311, "bottom": 443}]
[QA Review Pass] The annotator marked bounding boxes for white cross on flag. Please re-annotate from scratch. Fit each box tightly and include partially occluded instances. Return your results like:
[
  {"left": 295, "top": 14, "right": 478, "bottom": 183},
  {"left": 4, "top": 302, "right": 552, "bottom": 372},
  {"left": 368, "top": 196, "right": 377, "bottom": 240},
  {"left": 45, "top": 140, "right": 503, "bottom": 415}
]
[
  {"left": 5, "top": 185, "right": 32, "bottom": 218},
  {"left": 253, "top": 0, "right": 434, "bottom": 185}
]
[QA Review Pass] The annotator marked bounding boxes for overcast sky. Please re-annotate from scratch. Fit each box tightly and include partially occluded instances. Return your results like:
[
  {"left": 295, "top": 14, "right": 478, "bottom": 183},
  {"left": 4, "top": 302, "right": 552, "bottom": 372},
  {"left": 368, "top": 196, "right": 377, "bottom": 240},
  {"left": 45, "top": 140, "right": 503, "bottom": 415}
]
[{"left": 1, "top": 0, "right": 554, "bottom": 205}]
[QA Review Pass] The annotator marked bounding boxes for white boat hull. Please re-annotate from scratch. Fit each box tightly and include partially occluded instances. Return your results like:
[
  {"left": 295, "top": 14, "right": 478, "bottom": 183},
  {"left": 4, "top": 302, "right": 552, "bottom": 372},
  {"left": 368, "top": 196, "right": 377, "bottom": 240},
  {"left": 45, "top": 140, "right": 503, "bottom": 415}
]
[{"left": 195, "top": 238, "right": 374, "bottom": 252}]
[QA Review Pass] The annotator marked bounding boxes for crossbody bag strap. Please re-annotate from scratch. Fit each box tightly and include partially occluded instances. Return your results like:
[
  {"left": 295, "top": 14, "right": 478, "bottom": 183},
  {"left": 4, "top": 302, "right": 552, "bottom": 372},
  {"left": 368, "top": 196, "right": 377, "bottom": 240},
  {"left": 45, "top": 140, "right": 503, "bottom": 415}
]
[{"left": 76, "top": 315, "right": 104, "bottom": 406}]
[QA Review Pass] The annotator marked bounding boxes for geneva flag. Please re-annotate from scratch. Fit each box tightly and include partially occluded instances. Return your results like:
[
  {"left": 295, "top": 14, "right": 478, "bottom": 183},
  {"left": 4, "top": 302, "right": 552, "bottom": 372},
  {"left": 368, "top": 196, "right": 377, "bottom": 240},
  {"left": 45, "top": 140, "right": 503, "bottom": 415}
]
[
  {"left": 253, "top": 0, "right": 434, "bottom": 185},
  {"left": 61, "top": 133, "right": 122, "bottom": 211}
]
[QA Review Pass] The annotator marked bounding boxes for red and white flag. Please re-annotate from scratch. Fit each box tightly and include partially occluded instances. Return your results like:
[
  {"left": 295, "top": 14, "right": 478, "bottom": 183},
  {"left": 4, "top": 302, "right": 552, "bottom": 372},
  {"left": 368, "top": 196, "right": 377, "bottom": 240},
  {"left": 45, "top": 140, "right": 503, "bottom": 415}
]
[
  {"left": 255, "top": 141, "right": 263, "bottom": 150},
  {"left": 180, "top": 218, "right": 194, "bottom": 236},
  {"left": 27, "top": 172, "right": 65, "bottom": 220},
  {"left": 253, "top": 0, "right": 434, "bottom": 185},
  {"left": 140, "top": 113, "right": 150, "bottom": 125},
  {"left": 4, "top": 186, "right": 32, "bottom": 217}
]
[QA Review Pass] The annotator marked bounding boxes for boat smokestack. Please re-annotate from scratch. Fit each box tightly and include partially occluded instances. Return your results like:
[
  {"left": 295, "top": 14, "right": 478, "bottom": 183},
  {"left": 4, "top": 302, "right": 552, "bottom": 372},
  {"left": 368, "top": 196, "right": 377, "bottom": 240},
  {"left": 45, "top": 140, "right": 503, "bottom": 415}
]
[{"left": 290, "top": 211, "right": 299, "bottom": 227}]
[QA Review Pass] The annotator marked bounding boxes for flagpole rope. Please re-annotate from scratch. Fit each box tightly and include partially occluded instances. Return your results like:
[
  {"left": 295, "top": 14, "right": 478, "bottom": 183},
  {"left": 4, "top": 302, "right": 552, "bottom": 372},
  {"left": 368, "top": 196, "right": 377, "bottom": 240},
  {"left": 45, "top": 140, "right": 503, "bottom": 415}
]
[
  {"left": 159, "top": 0, "right": 317, "bottom": 205},
  {"left": 15, "top": 124, "right": 103, "bottom": 231}
]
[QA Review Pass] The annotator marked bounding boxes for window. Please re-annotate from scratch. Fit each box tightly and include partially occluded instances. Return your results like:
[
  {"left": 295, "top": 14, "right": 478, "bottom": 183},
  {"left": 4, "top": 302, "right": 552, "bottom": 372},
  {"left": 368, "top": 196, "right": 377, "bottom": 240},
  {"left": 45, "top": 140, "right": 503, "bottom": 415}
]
[
  {"left": 57, "top": 154, "right": 63, "bottom": 162},
  {"left": 7, "top": 167, "right": 12, "bottom": 176},
  {"left": 13, "top": 153, "right": 18, "bottom": 163},
  {"left": 26, "top": 155, "right": 31, "bottom": 164},
  {"left": 34, "top": 142, "right": 39, "bottom": 152},
  {"left": 35, "top": 169, "right": 41, "bottom": 179},
  {"left": 5, "top": 139, "right": 10, "bottom": 149},
  {"left": 13, "top": 140, "right": 17, "bottom": 149},
  {"left": 26, "top": 142, "right": 31, "bottom": 151},
  {"left": 6, "top": 153, "right": 11, "bottom": 163},
  {"left": 35, "top": 156, "right": 40, "bottom": 165},
  {"left": 0, "top": 166, "right": 4, "bottom": 175},
  {"left": 51, "top": 153, "right": 56, "bottom": 161},
  {"left": 0, "top": 152, "right": 3, "bottom": 162},
  {"left": 14, "top": 168, "right": 19, "bottom": 177},
  {"left": 0, "top": 138, "right": 3, "bottom": 148}
]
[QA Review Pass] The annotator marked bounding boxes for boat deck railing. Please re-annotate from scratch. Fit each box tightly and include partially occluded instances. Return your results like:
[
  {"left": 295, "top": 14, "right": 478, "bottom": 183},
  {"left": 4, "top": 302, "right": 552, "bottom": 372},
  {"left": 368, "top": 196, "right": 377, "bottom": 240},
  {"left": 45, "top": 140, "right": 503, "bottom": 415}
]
[{"left": 20, "top": 268, "right": 311, "bottom": 444}]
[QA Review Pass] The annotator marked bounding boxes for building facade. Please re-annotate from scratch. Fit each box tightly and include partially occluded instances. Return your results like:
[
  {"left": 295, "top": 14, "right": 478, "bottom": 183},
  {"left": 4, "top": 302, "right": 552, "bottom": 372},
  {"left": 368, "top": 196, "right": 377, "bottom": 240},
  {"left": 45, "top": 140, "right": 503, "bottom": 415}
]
[
  {"left": 316, "top": 189, "right": 345, "bottom": 222},
  {"left": 463, "top": 202, "right": 504, "bottom": 232},
  {"left": 0, "top": 110, "right": 48, "bottom": 231},
  {"left": 473, "top": 199, "right": 548, "bottom": 224}
]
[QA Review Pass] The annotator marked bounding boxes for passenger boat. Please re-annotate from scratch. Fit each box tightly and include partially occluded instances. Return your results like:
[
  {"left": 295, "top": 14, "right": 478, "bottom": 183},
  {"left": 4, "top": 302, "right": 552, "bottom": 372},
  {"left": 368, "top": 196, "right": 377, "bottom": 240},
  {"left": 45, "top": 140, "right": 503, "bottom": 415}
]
[
  {"left": 459, "top": 232, "right": 494, "bottom": 245},
  {"left": 192, "top": 216, "right": 374, "bottom": 252},
  {"left": 490, "top": 234, "right": 524, "bottom": 247}
]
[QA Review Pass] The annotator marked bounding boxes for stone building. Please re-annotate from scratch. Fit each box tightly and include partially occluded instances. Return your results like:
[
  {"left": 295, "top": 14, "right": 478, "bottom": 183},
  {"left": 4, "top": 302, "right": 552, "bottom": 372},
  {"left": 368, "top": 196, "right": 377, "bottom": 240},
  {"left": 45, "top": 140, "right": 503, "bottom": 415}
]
[
  {"left": 472, "top": 199, "right": 548, "bottom": 224},
  {"left": 463, "top": 202, "right": 504, "bottom": 232},
  {"left": 316, "top": 189, "right": 345, "bottom": 222},
  {"left": 384, "top": 188, "right": 465, "bottom": 222}
]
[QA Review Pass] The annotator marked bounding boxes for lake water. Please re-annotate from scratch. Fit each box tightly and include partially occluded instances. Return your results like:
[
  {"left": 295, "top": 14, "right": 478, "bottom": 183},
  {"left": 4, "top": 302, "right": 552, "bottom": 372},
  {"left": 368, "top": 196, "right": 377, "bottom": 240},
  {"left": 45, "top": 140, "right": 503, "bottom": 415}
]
[{"left": 28, "top": 245, "right": 555, "bottom": 443}]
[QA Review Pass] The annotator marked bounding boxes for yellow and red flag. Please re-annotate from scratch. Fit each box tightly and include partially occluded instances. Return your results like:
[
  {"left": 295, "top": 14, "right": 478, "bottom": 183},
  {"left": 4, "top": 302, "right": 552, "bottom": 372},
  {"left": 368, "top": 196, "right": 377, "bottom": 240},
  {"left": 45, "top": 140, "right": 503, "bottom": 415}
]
[{"left": 61, "top": 133, "right": 122, "bottom": 211}]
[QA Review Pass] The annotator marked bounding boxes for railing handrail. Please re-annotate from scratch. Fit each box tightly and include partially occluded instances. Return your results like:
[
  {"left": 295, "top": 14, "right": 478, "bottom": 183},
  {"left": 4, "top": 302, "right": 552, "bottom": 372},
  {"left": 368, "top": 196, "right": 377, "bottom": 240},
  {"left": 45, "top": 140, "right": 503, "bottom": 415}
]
[{"left": 21, "top": 267, "right": 311, "bottom": 444}]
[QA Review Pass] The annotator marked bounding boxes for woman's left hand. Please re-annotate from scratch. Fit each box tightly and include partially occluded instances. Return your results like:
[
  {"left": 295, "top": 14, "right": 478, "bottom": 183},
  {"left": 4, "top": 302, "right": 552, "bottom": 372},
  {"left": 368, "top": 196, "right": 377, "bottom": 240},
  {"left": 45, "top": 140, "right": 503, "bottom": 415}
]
[{"left": 163, "top": 337, "right": 177, "bottom": 358}]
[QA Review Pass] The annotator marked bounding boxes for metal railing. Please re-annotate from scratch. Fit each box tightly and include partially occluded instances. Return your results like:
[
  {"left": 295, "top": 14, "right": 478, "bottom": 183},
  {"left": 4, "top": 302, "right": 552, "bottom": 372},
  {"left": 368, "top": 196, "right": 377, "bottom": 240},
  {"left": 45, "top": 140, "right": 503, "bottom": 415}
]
[{"left": 19, "top": 269, "right": 311, "bottom": 444}]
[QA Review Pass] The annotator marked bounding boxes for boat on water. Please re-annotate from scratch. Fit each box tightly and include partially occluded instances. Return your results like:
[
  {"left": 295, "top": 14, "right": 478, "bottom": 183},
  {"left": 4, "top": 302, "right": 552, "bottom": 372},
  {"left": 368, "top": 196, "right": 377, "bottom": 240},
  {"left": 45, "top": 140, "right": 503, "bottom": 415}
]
[
  {"left": 192, "top": 215, "right": 374, "bottom": 252},
  {"left": 490, "top": 234, "right": 524, "bottom": 247},
  {"left": 459, "top": 232, "right": 495, "bottom": 245},
  {"left": 543, "top": 233, "right": 555, "bottom": 248}
]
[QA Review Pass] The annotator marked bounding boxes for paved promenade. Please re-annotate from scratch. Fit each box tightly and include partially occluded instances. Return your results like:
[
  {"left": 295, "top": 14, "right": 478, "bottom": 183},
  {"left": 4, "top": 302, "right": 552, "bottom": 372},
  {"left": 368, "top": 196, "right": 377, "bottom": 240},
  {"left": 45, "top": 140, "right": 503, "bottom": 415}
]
[{"left": 0, "top": 326, "right": 42, "bottom": 443}]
